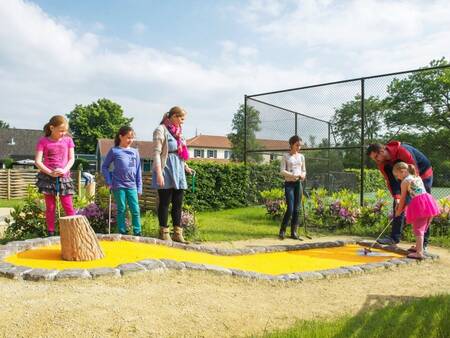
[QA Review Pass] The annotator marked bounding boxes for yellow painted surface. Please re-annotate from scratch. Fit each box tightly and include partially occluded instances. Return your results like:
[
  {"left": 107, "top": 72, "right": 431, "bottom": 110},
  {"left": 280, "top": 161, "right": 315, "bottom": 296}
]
[{"left": 4, "top": 242, "right": 403, "bottom": 275}]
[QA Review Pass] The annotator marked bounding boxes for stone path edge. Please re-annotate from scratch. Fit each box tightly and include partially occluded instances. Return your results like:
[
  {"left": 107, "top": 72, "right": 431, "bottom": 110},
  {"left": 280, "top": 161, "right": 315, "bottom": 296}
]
[{"left": 0, "top": 235, "right": 439, "bottom": 282}]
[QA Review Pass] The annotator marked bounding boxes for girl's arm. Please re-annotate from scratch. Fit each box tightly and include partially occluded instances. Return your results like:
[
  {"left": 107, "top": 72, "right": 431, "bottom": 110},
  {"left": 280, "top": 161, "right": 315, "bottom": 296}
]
[
  {"left": 184, "top": 162, "right": 193, "bottom": 175},
  {"left": 101, "top": 149, "right": 114, "bottom": 188},
  {"left": 280, "top": 155, "right": 297, "bottom": 180},
  {"left": 135, "top": 150, "right": 143, "bottom": 195},
  {"left": 300, "top": 154, "right": 306, "bottom": 180},
  {"left": 152, "top": 127, "right": 165, "bottom": 187},
  {"left": 395, "top": 180, "right": 409, "bottom": 216},
  {"left": 61, "top": 147, "right": 75, "bottom": 175},
  {"left": 35, "top": 150, "right": 54, "bottom": 176}
]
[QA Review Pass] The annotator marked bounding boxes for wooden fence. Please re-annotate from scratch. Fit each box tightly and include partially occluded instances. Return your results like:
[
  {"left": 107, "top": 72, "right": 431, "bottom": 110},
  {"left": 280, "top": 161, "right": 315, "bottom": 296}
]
[{"left": 0, "top": 169, "right": 157, "bottom": 211}]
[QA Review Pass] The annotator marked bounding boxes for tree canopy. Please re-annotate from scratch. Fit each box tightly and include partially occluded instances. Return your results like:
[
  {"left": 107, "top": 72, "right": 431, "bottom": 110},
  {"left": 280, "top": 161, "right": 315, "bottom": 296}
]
[
  {"left": 66, "top": 98, "right": 133, "bottom": 153},
  {"left": 0, "top": 120, "right": 10, "bottom": 128},
  {"left": 228, "top": 104, "right": 262, "bottom": 163}
]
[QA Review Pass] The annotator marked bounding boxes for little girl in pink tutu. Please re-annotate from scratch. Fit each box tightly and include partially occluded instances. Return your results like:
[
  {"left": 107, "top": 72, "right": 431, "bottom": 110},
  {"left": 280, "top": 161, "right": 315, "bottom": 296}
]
[{"left": 393, "top": 162, "right": 440, "bottom": 259}]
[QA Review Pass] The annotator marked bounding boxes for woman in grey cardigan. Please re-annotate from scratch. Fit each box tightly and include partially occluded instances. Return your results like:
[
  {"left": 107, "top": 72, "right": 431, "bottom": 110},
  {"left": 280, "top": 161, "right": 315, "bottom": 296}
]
[{"left": 152, "top": 106, "right": 193, "bottom": 242}]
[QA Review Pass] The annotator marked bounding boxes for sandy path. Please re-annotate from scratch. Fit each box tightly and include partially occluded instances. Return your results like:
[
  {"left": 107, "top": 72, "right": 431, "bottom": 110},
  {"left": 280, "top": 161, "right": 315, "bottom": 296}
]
[{"left": 0, "top": 236, "right": 449, "bottom": 337}]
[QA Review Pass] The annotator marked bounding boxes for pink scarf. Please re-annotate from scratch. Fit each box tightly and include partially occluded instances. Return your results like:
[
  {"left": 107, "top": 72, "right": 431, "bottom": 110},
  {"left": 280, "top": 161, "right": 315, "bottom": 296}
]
[{"left": 163, "top": 117, "right": 189, "bottom": 161}]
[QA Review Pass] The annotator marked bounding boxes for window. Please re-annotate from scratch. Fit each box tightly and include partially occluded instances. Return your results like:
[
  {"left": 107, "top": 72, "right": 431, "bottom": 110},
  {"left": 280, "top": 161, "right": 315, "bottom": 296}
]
[
  {"left": 224, "top": 150, "right": 230, "bottom": 159},
  {"left": 194, "top": 149, "right": 204, "bottom": 158},
  {"left": 207, "top": 149, "right": 217, "bottom": 158}
]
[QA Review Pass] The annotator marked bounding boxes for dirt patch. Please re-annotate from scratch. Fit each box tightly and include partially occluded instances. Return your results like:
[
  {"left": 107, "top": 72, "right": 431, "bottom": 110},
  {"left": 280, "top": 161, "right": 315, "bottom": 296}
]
[{"left": 0, "top": 236, "right": 449, "bottom": 337}]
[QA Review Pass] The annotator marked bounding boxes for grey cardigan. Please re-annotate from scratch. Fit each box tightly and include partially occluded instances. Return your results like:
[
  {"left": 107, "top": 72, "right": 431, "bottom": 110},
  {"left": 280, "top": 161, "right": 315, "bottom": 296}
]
[{"left": 152, "top": 125, "right": 169, "bottom": 173}]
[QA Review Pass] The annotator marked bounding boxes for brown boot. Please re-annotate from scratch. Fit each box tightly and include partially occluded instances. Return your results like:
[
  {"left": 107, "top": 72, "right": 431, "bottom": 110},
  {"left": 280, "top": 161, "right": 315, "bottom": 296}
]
[
  {"left": 172, "top": 226, "right": 187, "bottom": 243},
  {"left": 159, "top": 227, "right": 171, "bottom": 241}
]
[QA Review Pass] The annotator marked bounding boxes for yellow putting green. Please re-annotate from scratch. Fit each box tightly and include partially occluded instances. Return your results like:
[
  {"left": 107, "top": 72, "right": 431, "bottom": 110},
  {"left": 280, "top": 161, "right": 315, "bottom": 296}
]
[{"left": 4, "top": 241, "right": 403, "bottom": 275}]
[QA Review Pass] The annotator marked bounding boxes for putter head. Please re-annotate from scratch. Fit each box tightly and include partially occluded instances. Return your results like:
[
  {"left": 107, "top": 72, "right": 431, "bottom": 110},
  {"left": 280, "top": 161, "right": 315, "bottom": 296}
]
[{"left": 363, "top": 247, "right": 372, "bottom": 255}]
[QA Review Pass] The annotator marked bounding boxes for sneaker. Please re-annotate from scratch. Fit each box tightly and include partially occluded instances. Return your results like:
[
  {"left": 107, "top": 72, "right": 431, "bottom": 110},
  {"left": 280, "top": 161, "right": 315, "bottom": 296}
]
[
  {"left": 133, "top": 232, "right": 142, "bottom": 237},
  {"left": 376, "top": 237, "right": 396, "bottom": 245},
  {"left": 47, "top": 231, "right": 55, "bottom": 237}
]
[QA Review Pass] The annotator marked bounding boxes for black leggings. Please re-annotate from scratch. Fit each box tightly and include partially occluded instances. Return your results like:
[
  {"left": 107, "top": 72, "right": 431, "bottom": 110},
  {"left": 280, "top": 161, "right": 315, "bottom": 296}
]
[{"left": 157, "top": 189, "right": 184, "bottom": 228}]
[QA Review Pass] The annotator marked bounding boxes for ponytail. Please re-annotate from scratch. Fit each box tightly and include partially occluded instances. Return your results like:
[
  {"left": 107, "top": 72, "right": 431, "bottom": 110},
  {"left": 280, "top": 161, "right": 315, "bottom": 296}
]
[
  {"left": 114, "top": 126, "right": 134, "bottom": 146},
  {"left": 43, "top": 115, "right": 68, "bottom": 137},
  {"left": 160, "top": 106, "right": 186, "bottom": 124},
  {"left": 393, "top": 161, "right": 418, "bottom": 177},
  {"left": 407, "top": 164, "right": 417, "bottom": 176}
]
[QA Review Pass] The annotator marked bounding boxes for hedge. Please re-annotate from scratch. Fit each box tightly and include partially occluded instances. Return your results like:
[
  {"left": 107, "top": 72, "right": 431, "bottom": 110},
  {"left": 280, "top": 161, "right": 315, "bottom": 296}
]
[
  {"left": 345, "top": 168, "right": 387, "bottom": 193},
  {"left": 182, "top": 163, "right": 387, "bottom": 211},
  {"left": 184, "top": 161, "right": 283, "bottom": 211}
]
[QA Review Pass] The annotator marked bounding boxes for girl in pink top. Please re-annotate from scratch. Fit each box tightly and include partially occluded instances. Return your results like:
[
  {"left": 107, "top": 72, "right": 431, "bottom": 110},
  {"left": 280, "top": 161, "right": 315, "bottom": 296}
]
[
  {"left": 35, "top": 115, "right": 76, "bottom": 236},
  {"left": 393, "top": 162, "right": 440, "bottom": 259}
]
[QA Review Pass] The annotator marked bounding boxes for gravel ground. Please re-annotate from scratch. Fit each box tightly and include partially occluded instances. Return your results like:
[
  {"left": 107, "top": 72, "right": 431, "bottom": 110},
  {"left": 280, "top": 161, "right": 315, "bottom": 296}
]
[{"left": 0, "top": 236, "right": 449, "bottom": 338}]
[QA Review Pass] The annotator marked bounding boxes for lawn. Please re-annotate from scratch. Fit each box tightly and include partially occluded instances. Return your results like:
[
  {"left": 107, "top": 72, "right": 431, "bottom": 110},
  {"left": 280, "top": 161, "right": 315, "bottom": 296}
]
[
  {"left": 0, "top": 199, "right": 24, "bottom": 208},
  {"left": 258, "top": 294, "right": 450, "bottom": 338}
]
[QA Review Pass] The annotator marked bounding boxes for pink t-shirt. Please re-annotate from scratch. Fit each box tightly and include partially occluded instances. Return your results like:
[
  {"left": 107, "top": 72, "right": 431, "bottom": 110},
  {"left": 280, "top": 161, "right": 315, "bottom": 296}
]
[{"left": 36, "top": 136, "right": 75, "bottom": 178}]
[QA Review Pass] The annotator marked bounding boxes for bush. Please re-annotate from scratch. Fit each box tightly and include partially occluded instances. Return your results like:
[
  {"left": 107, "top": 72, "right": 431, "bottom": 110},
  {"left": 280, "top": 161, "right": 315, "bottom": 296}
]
[
  {"left": 260, "top": 188, "right": 286, "bottom": 219},
  {"left": 345, "top": 168, "right": 387, "bottom": 193},
  {"left": 77, "top": 186, "right": 115, "bottom": 233},
  {"left": 4, "top": 186, "right": 47, "bottom": 240},
  {"left": 184, "top": 161, "right": 283, "bottom": 211}
]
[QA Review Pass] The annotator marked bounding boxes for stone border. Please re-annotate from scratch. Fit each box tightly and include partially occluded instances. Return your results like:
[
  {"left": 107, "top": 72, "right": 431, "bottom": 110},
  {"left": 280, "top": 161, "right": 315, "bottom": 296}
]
[{"left": 0, "top": 235, "right": 439, "bottom": 282}]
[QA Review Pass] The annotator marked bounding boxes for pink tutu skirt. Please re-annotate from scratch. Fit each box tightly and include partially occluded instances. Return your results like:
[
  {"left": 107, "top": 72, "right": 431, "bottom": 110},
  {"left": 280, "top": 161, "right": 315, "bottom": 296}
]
[{"left": 406, "top": 193, "right": 440, "bottom": 223}]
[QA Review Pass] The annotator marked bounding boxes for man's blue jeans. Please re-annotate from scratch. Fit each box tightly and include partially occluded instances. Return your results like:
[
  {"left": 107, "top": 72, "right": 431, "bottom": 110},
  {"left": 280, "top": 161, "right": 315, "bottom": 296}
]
[
  {"left": 391, "top": 176, "right": 432, "bottom": 246},
  {"left": 281, "top": 181, "right": 302, "bottom": 227},
  {"left": 113, "top": 188, "right": 142, "bottom": 235}
]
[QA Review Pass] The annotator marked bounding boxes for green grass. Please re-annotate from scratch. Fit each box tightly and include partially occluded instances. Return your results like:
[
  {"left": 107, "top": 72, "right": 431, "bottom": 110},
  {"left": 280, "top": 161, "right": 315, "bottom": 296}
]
[
  {"left": 140, "top": 205, "right": 449, "bottom": 248},
  {"left": 195, "top": 206, "right": 280, "bottom": 242},
  {"left": 0, "top": 199, "right": 24, "bottom": 208},
  {"left": 257, "top": 294, "right": 450, "bottom": 338}
]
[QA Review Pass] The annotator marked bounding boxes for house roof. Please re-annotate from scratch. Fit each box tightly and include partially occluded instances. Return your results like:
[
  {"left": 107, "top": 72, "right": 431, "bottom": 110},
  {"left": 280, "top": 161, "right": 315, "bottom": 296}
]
[
  {"left": 97, "top": 139, "right": 154, "bottom": 159},
  {"left": 186, "top": 134, "right": 290, "bottom": 151},
  {"left": 187, "top": 135, "right": 232, "bottom": 149},
  {"left": 0, "top": 128, "right": 43, "bottom": 160}
]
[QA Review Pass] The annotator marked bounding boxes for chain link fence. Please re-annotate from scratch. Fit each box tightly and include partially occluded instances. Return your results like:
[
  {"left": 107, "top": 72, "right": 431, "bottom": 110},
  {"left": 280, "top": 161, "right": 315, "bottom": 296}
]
[{"left": 245, "top": 64, "right": 450, "bottom": 202}]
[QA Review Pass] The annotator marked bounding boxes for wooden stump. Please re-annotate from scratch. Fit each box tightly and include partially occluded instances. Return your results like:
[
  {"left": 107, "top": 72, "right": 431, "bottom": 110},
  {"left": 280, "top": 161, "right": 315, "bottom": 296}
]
[
  {"left": 59, "top": 215, "right": 105, "bottom": 261},
  {"left": 85, "top": 182, "right": 96, "bottom": 199}
]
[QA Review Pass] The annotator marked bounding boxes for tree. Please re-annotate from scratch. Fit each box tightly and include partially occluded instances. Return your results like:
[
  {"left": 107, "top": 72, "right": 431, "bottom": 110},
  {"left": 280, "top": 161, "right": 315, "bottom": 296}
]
[
  {"left": 331, "top": 95, "right": 386, "bottom": 146},
  {"left": 385, "top": 58, "right": 449, "bottom": 134},
  {"left": 384, "top": 58, "right": 450, "bottom": 186},
  {"left": 331, "top": 95, "right": 386, "bottom": 168},
  {"left": 0, "top": 120, "right": 10, "bottom": 128},
  {"left": 228, "top": 104, "right": 262, "bottom": 163},
  {"left": 67, "top": 99, "right": 133, "bottom": 153}
]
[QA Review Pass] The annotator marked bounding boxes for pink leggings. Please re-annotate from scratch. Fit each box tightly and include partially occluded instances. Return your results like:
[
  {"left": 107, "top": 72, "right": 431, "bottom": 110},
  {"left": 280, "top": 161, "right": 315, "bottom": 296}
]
[
  {"left": 412, "top": 217, "right": 431, "bottom": 236},
  {"left": 44, "top": 194, "right": 75, "bottom": 232}
]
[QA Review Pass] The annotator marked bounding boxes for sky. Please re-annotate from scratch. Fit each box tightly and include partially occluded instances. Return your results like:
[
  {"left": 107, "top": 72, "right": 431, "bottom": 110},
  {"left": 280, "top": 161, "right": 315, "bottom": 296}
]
[{"left": 0, "top": 0, "right": 449, "bottom": 142}]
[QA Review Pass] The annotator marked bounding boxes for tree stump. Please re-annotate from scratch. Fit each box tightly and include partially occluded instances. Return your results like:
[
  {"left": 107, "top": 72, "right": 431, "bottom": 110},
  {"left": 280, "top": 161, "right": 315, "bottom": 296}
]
[{"left": 59, "top": 215, "right": 105, "bottom": 261}]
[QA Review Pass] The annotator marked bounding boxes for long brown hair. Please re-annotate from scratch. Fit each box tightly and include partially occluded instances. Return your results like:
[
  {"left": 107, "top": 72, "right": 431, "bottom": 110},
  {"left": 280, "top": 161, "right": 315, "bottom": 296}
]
[
  {"left": 43, "top": 115, "right": 68, "bottom": 137},
  {"left": 114, "top": 126, "right": 134, "bottom": 146},
  {"left": 160, "top": 106, "right": 186, "bottom": 124},
  {"left": 393, "top": 162, "right": 417, "bottom": 176}
]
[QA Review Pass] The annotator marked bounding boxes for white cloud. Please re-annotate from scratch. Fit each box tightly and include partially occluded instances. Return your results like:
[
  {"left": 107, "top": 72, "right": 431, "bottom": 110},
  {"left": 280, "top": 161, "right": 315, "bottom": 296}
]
[
  {"left": 236, "top": 0, "right": 450, "bottom": 75},
  {"left": 0, "top": 0, "right": 333, "bottom": 140},
  {"left": 132, "top": 22, "right": 147, "bottom": 35}
]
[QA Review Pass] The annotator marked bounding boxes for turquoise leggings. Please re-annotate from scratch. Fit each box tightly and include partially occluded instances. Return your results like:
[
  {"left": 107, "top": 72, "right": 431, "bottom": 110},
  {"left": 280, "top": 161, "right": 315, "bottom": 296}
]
[{"left": 113, "top": 188, "right": 141, "bottom": 235}]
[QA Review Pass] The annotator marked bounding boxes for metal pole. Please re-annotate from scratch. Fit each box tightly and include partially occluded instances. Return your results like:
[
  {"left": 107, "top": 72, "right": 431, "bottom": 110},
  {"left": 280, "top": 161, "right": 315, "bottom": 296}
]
[
  {"left": 295, "top": 113, "right": 298, "bottom": 136},
  {"left": 327, "top": 122, "right": 331, "bottom": 190},
  {"left": 244, "top": 95, "right": 247, "bottom": 164},
  {"left": 360, "top": 79, "right": 365, "bottom": 206}
]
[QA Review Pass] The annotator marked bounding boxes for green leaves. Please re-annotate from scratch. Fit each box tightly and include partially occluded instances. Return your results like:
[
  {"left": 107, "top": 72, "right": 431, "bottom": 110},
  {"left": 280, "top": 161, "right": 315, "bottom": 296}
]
[{"left": 66, "top": 98, "right": 133, "bottom": 153}]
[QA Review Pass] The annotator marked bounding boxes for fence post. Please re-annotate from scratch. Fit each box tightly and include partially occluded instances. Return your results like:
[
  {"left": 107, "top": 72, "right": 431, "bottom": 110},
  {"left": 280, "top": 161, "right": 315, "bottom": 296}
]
[
  {"left": 7, "top": 169, "right": 10, "bottom": 200},
  {"left": 78, "top": 170, "right": 82, "bottom": 198},
  {"left": 244, "top": 95, "right": 247, "bottom": 164},
  {"left": 360, "top": 79, "right": 365, "bottom": 206}
]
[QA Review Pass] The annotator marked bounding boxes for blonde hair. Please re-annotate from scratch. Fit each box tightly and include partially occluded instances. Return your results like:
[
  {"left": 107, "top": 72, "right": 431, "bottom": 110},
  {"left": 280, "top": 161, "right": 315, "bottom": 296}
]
[
  {"left": 43, "top": 115, "right": 68, "bottom": 137},
  {"left": 393, "top": 162, "right": 417, "bottom": 176},
  {"left": 160, "top": 106, "right": 186, "bottom": 124}
]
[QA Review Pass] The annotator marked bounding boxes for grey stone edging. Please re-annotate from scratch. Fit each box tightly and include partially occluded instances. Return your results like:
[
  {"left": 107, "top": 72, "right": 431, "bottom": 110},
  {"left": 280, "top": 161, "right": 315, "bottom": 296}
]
[{"left": 0, "top": 235, "right": 439, "bottom": 282}]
